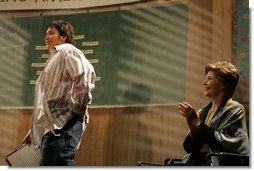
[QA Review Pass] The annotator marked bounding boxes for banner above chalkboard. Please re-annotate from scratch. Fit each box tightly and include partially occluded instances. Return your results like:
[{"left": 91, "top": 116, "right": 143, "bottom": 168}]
[{"left": 0, "top": 0, "right": 143, "bottom": 11}]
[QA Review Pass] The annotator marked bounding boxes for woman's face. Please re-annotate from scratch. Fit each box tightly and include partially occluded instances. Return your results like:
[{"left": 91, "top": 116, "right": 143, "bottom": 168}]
[{"left": 203, "top": 71, "right": 225, "bottom": 99}]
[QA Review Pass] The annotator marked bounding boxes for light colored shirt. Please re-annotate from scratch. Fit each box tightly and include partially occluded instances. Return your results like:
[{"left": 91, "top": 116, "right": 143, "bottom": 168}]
[
  {"left": 205, "top": 109, "right": 216, "bottom": 126},
  {"left": 31, "top": 43, "right": 96, "bottom": 149}
]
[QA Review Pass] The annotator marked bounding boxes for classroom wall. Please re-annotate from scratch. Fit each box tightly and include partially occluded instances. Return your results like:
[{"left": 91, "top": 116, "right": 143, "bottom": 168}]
[
  {"left": 0, "top": 105, "right": 188, "bottom": 166},
  {"left": 0, "top": 0, "right": 249, "bottom": 166}
]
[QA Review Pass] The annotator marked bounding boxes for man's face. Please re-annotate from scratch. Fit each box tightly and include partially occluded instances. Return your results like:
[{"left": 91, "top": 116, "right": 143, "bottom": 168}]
[{"left": 45, "top": 26, "right": 66, "bottom": 50}]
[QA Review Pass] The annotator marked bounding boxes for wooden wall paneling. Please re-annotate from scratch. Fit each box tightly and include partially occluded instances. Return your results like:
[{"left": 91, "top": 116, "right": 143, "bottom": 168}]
[
  {"left": 0, "top": 109, "right": 32, "bottom": 165},
  {"left": 74, "top": 105, "right": 188, "bottom": 166},
  {"left": 122, "top": 110, "right": 139, "bottom": 165},
  {"left": 186, "top": 0, "right": 213, "bottom": 109},
  {"left": 211, "top": 0, "right": 236, "bottom": 62}
]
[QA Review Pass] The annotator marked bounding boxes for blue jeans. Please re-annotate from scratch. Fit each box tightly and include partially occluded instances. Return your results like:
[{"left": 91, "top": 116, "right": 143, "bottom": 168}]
[{"left": 40, "top": 117, "right": 83, "bottom": 166}]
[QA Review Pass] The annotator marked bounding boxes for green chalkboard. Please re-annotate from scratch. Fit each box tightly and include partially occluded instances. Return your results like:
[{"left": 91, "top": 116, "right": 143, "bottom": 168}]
[{"left": 0, "top": 2, "right": 188, "bottom": 107}]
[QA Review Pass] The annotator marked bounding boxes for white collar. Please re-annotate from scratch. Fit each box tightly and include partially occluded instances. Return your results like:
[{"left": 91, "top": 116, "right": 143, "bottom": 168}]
[{"left": 54, "top": 43, "right": 72, "bottom": 51}]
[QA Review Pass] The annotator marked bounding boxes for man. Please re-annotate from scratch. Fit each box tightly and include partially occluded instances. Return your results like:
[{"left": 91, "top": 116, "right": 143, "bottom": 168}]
[{"left": 22, "top": 20, "right": 96, "bottom": 166}]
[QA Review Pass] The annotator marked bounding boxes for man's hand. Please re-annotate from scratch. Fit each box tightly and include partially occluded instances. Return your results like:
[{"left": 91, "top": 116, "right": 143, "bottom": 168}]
[{"left": 21, "top": 130, "right": 32, "bottom": 146}]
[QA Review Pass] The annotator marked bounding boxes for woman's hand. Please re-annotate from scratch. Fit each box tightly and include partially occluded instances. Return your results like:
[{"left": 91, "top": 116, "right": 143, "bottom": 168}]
[
  {"left": 178, "top": 102, "right": 200, "bottom": 137},
  {"left": 178, "top": 102, "right": 197, "bottom": 120}
]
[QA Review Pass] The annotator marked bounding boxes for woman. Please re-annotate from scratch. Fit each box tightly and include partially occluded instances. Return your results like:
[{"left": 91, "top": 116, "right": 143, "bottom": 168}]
[{"left": 178, "top": 61, "right": 249, "bottom": 166}]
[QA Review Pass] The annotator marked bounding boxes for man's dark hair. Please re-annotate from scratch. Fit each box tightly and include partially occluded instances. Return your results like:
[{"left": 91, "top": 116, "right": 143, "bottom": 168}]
[{"left": 47, "top": 20, "right": 75, "bottom": 44}]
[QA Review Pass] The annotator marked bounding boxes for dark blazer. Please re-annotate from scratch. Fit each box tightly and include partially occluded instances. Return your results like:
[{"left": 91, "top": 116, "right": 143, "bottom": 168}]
[{"left": 182, "top": 98, "right": 249, "bottom": 165}]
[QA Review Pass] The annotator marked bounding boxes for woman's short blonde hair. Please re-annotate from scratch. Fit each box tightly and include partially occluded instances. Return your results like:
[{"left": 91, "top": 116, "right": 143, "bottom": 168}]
[{"left": 205, "top": 61, "right": 240, "bottom": 98}]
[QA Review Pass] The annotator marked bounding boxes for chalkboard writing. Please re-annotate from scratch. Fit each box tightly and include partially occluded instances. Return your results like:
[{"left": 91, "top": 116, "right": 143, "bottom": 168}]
[{"left": 0, "top": 2, "right": 188, "bottom": 107}]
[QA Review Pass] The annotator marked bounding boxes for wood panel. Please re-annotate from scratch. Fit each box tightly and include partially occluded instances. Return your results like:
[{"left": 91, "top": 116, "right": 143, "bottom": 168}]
[
  {"left": 0, "top": 108, "right": 32, "bottom": 165},
  {"left": 75, "top": 106, "right": 188, "bottom": 166},
  {"left": 0, "top": 106, "right": 188, "bottom": 166}
]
